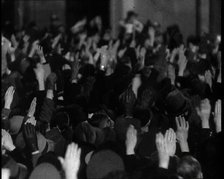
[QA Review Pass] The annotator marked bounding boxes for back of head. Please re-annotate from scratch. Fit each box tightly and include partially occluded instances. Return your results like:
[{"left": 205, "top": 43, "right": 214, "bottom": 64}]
[
  {"left": 29, "top": 163, "right": 61, "bottom": 179},
  {"left": 177, "top": 156, "right": 202, "bottom": 179},
  {"left": 86, "top": 150, "right": 125, "bottom": 179}
]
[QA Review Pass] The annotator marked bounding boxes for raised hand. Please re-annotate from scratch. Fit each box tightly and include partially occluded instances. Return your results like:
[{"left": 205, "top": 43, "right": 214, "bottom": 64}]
[
  {"left": 4, "top": 86, "right": 15, "bottom": 109},
  {"left": 156, "top": 128, "right": 177, "bottom": 169},
  {"left": 2, "top": 129, "right": 16, "bottom": 152},
  {"left": 156, "top": 132, "right": 169, "bottom": 169},
  {"left": 36, "top": 45, "right": 44, "bottom": 58},
  {"left": 29, "top": 40, "right": 39, "bottom": 58},
  {"left": 204, "top": 70, "right": 212, "bottom": 89},
  {"left": 119, "top": 87, "right": 136, "bottom": 116},
  {"left": 164, "top": 128, "right": 176, "bottom": 157},
  {"left": 213, "top": 100, "right": 221, "bottom": 133},
  {"left": 125, "top": 125, "right": 137, "bottom": 155},
  {"left": 23, "top": 123, "right": 39, "bottom": 154},
  {"left": 167, "top": 64, "right": 176, "bottom": 85},
  {"left": 132, "top": 74, "right": 142, "bottom": 98},
  {"left": 70, "top": 58, "right": 80, "bottom": 83},
  {"left": 34, "top": 63, "right": 45, "bottom": 90},
  {"left": 58, "top": 143, "right": 81, "bottom": 179},
  {"left": 169, "top": 48, "right": 178, "bottom": 63},
  {"left": 27, "top": 97, "right": 37, "bottom": 117},
  {"left": 46, "top": 72, "right": 57, "bottom": 90},
  {"left": 1, "top": 168, "right": 10, "bottom": 179},
  {"left": 52, "top": 34, "right": 62, "bottom": 49},
  {"left": 99, "top": 45, "right": 109, "bottom": 69},
  {"left": 118, "top": 47, "right": 127, "bottom": 59},
  {"left": 196, "top": 98, "right": 211, "bottom": 128},
  {"left": 177, "top": 45, "right": 187, "bottom": 76},
  {"left": 23, "top": 35, "right": 30, "bottom": 43},
  {"left": 34, "top": 63, "right": 45, "bottom": 81},
  {"left": 25, "top": 116, "right": 37, "bottom": 126},
  {"left": 175, "top": 116, "right": 190, "bottom": 152}
]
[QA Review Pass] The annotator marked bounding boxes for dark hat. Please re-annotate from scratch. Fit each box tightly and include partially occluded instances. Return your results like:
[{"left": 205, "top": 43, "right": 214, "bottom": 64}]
[
  {"left": 37, "top": 152, "right": 62, "bottom": 171},
  {"left": 86, "top": 150, "right": 125, "bottom": 179},
  {"left": 133, "top": 108, "right": 153, "bottom": 127},
  {"left": 29, "top": 163, "right": 61, "bottom": 179},
  {"left": 88, "top": 113, "right": 109, "bottom": 128},
  {"left": 9, "top": 115, "right": 24, "bottom": 135},
  {"left": 164, "top": 89, "right": 189, "bottom": 116}
]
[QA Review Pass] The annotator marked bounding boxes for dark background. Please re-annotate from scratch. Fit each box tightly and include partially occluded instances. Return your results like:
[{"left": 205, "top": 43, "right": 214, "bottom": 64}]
[{"left": 66, "top": 0, "right": 110, "bottom": 28}]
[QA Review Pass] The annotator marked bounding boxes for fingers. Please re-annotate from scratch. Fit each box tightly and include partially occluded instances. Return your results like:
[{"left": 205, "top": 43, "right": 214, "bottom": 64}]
[
  {"left": 127, "top": 125, "right": 137, "bottom": 137},
  {"left": 58, "top": 156, "right": 64, "bottom": 166},
  {"left": 30, "top": 97, "right": 37, "bottom": 109},
  {"left": 2, "top": 129, "right": 7, "bottom": 137},
  {"left": 24, "top": 123, "right": 35, "bottom": 136},
  {"left": 196, "top": 107, "right": 200, "bottom": 115},
  {"left": 5, "top": 86, "right": 15, "bottom": 101},
  {"left": 215, "top": 100, "right": 221, "bottom": 114},
  {"left": 180, "top": 116, "right": 185, "bottom": 127},
  {"left": 28, "top": 97, "right": 37, "bottom": 117},
  {"left": 166, "top": 128, "right": 175, "bottom": 142},
  {"left": 175, "top": 117, "right": 180, "bottom": 128},
  {"left": 65, "top": 142, "right": 81, "bottom": 160},
  {"left": 155, "top": 132, "right": 164, "bottom": 148},
  {"left": 176, "top": 116, "right": 189, "bottom": 130},
  {"left": 6, "top": 86, "right": 15, "bottom": 95}
]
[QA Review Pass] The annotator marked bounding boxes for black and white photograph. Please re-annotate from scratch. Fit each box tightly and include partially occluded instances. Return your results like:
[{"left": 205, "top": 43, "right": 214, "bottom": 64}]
[{"left": 1, "top": 0, "right": 222, "bottom": 179}]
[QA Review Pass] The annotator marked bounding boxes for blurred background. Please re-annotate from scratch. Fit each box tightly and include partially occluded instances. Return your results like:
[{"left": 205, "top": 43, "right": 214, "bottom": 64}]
[{"left": 1, "top": 0, "right": 221, "bottom": 41}]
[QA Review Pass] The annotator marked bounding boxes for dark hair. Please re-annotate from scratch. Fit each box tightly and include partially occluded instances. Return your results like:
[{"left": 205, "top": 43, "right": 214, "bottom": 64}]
[
  {"left": 187, "top": 35, "right": 200, "bottom": 46},
  {"left": 133, "top": 108, "right": 152, "bottom": 127},
  {"left": 88, "top": 113, "right": 109, "bottom": 128},
  {"left": 177, "top": 155, "right": 202, "bottom": 179}
]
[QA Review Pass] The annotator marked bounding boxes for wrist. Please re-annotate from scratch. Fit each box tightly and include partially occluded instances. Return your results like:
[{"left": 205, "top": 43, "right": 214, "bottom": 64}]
[
  {"left": 4, "top": 103, "right": 11, "bottom": 110},
  {"left": 29, "top": 144, "right": 39, "bottom": 154},
  {"left": 40, "top": 56, "right": 46, "bottom": 64},
  {"left": 201, "top": 119, "right": 210, "bottom": 129},
  {"left": 38, "top": 80, "right": 45, "bottom": 91},
  {"left": 65, "top": 172, "right": 78, "bottom": 179},
  {"left": 126, "top": 147, "right": 135, "bottom": 155},
  {"left": 179, "top": 140, "right": 189, "bottom": 152},
  {"left": 215, "top": 123, "right": 221, "bottom": 133},
  {"left": 8, "top": 145, "right": 16, "bottom": 152},
  {"left": 178, "top": 69, "right": 184, "bottom": 76},
  {"left": 32, "top": 150, "right": 40, "bottom": 155},
  {"left": 159, "top": 156, "right": 169, "bottom": 169},
  {"left": 46, "top": 89, "right": 54, "bottom": 100}
]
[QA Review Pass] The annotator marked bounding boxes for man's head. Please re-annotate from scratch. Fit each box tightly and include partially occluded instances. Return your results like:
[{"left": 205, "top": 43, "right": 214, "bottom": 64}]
[
  {"left": 177, "top": 156, "right": 203, "bottom": 179},
  {"left": 126, "top": 11, "right": 138, "bottom": 23},
  {"left": 88, "top": 112, "right": 114, "bottom": 129}
]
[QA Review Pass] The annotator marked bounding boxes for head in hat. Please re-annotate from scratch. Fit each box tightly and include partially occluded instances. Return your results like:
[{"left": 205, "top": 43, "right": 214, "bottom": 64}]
[{"left": 86, "top": 150, "right": 125, "bottom": 179}]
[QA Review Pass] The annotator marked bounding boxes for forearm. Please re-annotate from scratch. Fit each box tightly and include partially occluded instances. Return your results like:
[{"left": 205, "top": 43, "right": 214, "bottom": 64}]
[
  {"left": 159, "top": 156, "right": 169, "bottom": 169},
  {"left": 201, "top": 118, "right": 210, "bottom": 129},
  {"left": 39, "top": 96, "right": 55, "bottom": 124},
  {"left": 179, "top": 140, "right": 190, "bottom": 153},
  {"left": 37, "top": 79, "right": 45, "bottom": 91}
]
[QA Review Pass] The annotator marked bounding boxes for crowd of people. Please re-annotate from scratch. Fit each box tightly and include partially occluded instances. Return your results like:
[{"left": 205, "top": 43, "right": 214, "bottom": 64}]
[{"left": 1, "top": 10, "right": 222, "bottom": 179}]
